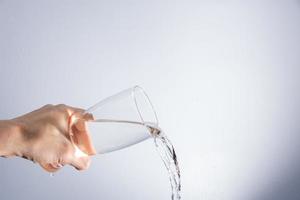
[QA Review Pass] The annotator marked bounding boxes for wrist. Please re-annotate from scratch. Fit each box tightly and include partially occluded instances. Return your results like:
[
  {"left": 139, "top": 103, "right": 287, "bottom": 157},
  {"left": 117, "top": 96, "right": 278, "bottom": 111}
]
[{"left": 0, "top": 119, "right": 26, "bottom": 157}]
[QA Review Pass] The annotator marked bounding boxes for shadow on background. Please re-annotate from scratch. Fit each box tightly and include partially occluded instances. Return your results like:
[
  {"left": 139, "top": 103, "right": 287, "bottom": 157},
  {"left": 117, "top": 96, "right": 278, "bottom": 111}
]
[{"left": 254, "top": 160, "right": 300, "bottom": 200}]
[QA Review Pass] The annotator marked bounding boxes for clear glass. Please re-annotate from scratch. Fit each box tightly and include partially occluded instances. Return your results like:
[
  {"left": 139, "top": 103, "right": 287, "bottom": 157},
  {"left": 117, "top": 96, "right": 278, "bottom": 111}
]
[{"left": 70, "top": 86, "right": 159, "bottom": 154}]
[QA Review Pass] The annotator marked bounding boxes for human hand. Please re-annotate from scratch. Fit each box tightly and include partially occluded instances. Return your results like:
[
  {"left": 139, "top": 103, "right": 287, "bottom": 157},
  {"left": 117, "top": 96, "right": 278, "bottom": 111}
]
[{"left": 0, "top": 104, "right": 96, "bottom": 172}]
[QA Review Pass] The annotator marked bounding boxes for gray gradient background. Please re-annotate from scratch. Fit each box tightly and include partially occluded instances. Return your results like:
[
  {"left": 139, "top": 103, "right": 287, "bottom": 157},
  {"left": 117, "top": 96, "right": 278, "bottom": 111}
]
[{"left": 0, "top": 0, "right": 300, "bottom": 199}]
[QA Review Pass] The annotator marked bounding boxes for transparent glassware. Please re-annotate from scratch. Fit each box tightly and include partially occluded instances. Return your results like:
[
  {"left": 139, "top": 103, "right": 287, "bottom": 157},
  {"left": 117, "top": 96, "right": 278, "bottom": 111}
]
[{"left": 69, "top": 86, "right": 159, "bottom": 154}]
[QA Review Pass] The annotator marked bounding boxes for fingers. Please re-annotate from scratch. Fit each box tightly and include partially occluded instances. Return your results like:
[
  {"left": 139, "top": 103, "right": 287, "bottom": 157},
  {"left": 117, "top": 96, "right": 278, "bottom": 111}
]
[
  {"left": 39, "top": 163, "right": 60, "bottom": 173},
  {"left": 20, "top": 155, "right": 59, "bottom": 173},
  {"left": 66, "top": 145, "right": 91, "bottom": 170},
  {"left": 70, "top": 155, "right": 91, "bottom": 171},
  {"left": 40, "top": 160, "right": 89, "bottom": 172},
  {"left": 39, "top": 151, "right": 91, "bottom": 172}
]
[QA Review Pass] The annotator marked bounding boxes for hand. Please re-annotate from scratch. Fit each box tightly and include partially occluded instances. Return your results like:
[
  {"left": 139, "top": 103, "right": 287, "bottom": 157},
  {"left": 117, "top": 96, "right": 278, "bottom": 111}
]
[{"left": 0, "top": 104, "right": 96, "bottom": 172}]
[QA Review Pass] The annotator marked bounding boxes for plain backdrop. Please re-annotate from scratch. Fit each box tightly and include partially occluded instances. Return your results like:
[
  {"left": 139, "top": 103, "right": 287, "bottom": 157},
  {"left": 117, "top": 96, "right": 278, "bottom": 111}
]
[{"left": 1, "top": 0, "right": 300, "bottom": 199}]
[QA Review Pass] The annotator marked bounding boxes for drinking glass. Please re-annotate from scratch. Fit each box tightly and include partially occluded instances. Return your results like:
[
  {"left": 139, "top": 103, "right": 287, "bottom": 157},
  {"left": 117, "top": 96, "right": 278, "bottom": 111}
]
[{"left": 69, "top": 86, "right": 159, "bottom": 154}]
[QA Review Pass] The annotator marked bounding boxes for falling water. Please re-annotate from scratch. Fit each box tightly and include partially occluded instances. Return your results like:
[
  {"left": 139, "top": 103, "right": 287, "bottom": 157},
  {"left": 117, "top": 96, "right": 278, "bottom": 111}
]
[{"left": 146, "top": 124, "right": 181, "bottom": 200}]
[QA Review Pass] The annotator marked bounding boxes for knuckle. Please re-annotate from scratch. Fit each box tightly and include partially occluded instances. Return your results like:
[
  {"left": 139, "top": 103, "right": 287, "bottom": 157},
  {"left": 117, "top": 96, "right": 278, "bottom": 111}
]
[
  {"left": 43, "top": 104, "right": 53, "bottom": 109},
  {"left": 62, "top": 144, "right": 74, "bottom": 158},
  {"left": 56, "top": 104, "right": 67, "bottom": 109},
  {"left": 61, "top": 141, "right": 71, "bottom": 152},
  {"left": 55, "top": 104, "right": 70, "bottom": 115}
]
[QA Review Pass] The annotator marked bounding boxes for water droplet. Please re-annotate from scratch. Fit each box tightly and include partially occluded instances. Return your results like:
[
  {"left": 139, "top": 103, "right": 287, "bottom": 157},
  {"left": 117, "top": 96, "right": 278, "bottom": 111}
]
[{"left": 49, "top": 173, "right": 54, "bottom": 177}]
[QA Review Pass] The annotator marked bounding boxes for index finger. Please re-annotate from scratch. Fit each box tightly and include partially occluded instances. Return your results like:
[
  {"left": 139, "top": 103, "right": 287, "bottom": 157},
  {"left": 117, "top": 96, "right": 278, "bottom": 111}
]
[
  {"left": 70, "top": 113, "right": 97, "bottom": 156},
  {"left": 65, "top": 105, "right": 85, "bottom": 115}
]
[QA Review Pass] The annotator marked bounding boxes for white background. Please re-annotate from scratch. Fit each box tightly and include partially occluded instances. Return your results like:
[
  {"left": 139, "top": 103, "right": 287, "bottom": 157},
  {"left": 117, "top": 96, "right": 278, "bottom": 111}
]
[{"left": 1, "top": 1, "right": 300, "bottom": 199}]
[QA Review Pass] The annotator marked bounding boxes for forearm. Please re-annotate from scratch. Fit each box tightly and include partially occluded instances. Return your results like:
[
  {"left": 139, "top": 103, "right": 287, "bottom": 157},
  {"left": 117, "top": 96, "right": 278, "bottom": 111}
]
[{"left": 0, "top": 120, "right": 24, "bottom": 157}]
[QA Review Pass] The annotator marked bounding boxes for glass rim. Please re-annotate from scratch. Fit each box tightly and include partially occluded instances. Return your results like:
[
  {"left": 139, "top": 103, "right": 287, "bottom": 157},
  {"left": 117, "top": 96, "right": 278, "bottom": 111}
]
[
  {"left": 84, "top": 85, "right": 159, "bottom": 125},
  {"left": 132, "top": 85, "right": 159, "bottom": 125}
]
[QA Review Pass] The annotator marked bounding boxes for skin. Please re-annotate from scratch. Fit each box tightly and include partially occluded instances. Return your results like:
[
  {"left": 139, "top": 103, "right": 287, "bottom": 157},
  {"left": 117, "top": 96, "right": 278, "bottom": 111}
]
[{"left": 0, "top": 104, "right": 97, "bottom": 172}]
